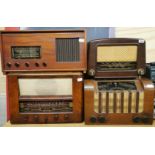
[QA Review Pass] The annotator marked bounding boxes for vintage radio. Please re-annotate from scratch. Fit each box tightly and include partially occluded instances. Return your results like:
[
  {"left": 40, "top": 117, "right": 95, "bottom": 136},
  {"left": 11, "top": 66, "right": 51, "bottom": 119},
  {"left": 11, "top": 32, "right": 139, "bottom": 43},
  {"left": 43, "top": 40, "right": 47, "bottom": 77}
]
[
  {"left": 0, "top": 30, "right": 86, "bottom": 73},
  {"left": 88, "top": 38, "right": 145, "bottom": 78},
  {"left": 85, "top": 38, "right": 154, "bottom": 125},
  {"left": 7, "top": 72, "right": 83, "bottom": 124}
]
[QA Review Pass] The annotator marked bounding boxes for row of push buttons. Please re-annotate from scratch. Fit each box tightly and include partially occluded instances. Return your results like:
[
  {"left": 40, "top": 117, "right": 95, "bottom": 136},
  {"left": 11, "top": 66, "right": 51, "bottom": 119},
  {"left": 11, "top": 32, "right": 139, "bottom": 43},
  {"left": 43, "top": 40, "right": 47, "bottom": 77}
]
[{"left": 6, "top": 62, "right": 47, "bottom": 68}]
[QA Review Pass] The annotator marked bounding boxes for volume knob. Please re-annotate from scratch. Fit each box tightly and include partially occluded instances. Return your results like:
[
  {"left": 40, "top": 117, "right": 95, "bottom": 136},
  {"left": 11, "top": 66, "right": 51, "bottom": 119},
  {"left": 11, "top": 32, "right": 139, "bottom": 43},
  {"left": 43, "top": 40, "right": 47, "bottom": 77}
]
[
  {"left": 90, "top": 116, "right": 97, "bottom": 123},
  {"left": 6, "top": 62, "right": 11, "bottom": 68},
  {"left": 15, "top": 62, "right": 20, "bottom": 67},
  {"left": 25, "top": 62, "right": 30, "bottom": 67}
]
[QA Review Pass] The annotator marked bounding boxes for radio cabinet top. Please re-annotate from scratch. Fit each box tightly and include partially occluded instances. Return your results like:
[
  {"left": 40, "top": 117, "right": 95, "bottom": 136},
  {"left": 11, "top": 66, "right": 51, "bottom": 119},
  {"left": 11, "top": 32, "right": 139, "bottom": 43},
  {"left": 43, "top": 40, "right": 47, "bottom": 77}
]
[{"left": 0, "top": 30, "right": 87, "bottom": 74}]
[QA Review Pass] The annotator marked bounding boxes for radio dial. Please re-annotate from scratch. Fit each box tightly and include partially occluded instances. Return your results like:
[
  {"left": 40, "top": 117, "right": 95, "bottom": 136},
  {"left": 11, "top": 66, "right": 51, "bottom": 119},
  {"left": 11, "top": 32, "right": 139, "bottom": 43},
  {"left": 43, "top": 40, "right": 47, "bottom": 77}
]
[
  {"left": 6, "top": 62, "right": 11, "bottom": 68},
  {"left": 88, "top": 69, "right": 95, "bottom": 76},
  {"left": 15, "top": 62, "right": 20, "bottom": 67}
]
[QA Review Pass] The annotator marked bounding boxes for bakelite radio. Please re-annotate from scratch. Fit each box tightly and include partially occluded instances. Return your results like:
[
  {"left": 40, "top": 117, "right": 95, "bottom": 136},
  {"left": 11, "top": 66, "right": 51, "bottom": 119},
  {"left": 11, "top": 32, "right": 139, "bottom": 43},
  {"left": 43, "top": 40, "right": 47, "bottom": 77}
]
[
  {"left": 85, "top": 38, "right": 154, "bottom": 125},
  {"left": 0, "top": 30, "right": 86, "bottom": 124}
]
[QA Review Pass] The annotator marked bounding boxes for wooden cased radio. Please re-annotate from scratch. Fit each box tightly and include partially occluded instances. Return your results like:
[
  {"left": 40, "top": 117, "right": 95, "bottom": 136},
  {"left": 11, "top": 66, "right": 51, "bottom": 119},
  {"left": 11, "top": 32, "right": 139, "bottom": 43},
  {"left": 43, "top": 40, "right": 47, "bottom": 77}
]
[
  {"left": 0, "top": 30, "right": 86, "bottom": 73},
  {"left": 0, "top": 30, "right": 86, "bottom": 124},
  {"left": 7, "top": 73, "right": 83, "bottom": 124},
  {"left": 85, "top": 38, "right": 154, "bottom": 125},
  {"left": 87, "top": 38, "right": 145, "bottom": 78}
]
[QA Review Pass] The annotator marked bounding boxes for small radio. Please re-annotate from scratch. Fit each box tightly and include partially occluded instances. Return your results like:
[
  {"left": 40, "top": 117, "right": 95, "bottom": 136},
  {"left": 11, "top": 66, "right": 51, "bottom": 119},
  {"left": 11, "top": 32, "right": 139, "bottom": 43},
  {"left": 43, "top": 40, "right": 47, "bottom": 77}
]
[
  {"left": 0, "top": 30, "right": 86, "bottom": 73},
  {"left": 85, "top": 38, "right": 154, "bottom": 125},
  {"left": 88, "top": 38, "right": 145, "bottom": 78}
]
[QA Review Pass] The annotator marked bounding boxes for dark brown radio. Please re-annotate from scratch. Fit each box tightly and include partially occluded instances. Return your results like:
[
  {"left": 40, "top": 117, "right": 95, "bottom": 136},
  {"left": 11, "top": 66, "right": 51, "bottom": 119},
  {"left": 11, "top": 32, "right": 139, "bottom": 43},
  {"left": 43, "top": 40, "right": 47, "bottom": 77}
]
[
  {"left": 88, "top": 38, "right": 145, "bottom": 78},
  {"left": 7, "top": 72, "right": 83, "bottom": 124},
  {"left": 0, "top": 30, "right": 87, "bottom": 73},
  {"left": 85, "top": 38, "right": 154, "bottom": 125}
]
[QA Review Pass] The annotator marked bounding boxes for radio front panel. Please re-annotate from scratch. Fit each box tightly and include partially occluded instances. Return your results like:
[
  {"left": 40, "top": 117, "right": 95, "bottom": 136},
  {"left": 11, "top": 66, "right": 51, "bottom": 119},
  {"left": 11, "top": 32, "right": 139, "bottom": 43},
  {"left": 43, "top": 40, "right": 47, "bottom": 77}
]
[
  {"left": 7, "top": 73, "right": 83, "bottom": 124},
  {"left": 84, "top": 79, "right": 154, "bottom": 125},
  {"left": 0, "top": 30, "right": 87, "bottom": 73}
]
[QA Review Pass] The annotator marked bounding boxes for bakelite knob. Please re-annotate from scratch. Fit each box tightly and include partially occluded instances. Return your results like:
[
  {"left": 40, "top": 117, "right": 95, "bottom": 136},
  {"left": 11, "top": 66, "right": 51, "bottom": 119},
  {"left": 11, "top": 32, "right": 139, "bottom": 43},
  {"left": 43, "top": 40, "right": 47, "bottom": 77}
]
[
  {"left": 98, "top": 116, "right": 106, "bottom": 123},
  {"left": 42, "top": 62, "right": 47, "bottom": 67},
  {"left": 15, "top": 62, "right": 20, "bottom": 67},
  {"left": 35, "top": 62, "right": 39, "bottom": 67},
  {"left": 132, "top": 116, "right": 141, "bottom": 123},
  {"left": 6, "top": 62, "right": 11, "bottom": 67},
  {"left": 25, "top": 62, "right": 30, "bottom": 67},
  {"left": 90, "top": 116, "right": 97, "bottom": 123}
]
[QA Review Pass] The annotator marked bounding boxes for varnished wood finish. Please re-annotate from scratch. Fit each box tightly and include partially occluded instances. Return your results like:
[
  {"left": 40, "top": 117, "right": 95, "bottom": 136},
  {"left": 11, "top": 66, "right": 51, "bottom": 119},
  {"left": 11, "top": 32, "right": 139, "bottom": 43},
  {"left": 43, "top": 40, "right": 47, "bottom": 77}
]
[
  {"left": 7, "top": 73, "right": 83, "bottom": 124},
  {"left": 0, "top": 30, "right": 87, "bottom": 74},
  {"left": 88, "top": 38, "right": 146, "bottom": 78},
  {"left": 84, "top": 78, "right": 154, "bottom": 125}
]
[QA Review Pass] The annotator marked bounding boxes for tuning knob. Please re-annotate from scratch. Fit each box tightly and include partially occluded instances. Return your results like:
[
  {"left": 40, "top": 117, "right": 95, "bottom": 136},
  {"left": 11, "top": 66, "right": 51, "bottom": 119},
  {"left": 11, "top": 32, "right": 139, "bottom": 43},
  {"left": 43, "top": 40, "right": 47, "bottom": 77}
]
[
  {"left": 6, "top": 62, "right": 11, "bottom": 68},
  {"left": 90, "top": 116, "right": 97, "bottom": 123},
  {"left": 35, "top": 62, "right": 39, "bottom": 67},
  {"left": 15, "top": 62, "right": 20, "bottom": 67},
  {"left": 25, "top": 62, "right": 30, "bottom": 67},
  {"left": 98, "top": 116, "right": 106, "bottom": 123},
  {"left": 132, "top": 116, "right": 141, "bottom": 123},
  {"left": 42, "top": 62, "right": 47, "bottom": 67},
  {"left": 88, "top": 69, "right": 95, "bottom": 76},
  {"left": 138, "top": 68, "right": 145, "bottom": 75}
]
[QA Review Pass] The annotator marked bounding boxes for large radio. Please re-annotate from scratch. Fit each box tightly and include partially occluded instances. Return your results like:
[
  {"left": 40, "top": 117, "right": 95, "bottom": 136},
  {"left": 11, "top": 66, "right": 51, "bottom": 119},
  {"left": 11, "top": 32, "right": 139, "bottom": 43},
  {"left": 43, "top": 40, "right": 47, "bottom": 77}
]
[
  {"left": 85, "top": 38, "right": 154, "bottom": 125},
  {"left": 0, "top": 30, "right": 86, "bottom": 73},
  {"left": 0, "top": 30, "right": 86, "bottom": 124}
]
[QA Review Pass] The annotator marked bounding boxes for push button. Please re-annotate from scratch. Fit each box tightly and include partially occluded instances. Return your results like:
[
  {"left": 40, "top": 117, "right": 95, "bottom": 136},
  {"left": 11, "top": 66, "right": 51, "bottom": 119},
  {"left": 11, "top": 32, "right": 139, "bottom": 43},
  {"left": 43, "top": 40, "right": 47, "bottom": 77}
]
[
  {"left": 25, "top": 62, "right": 30, "bottom": 67},
  {"left": 42, "top": 62, "right": 47, "bottom": 67},
  {"left": 35, "top": 62, "right": 39, "bottom": 67}
]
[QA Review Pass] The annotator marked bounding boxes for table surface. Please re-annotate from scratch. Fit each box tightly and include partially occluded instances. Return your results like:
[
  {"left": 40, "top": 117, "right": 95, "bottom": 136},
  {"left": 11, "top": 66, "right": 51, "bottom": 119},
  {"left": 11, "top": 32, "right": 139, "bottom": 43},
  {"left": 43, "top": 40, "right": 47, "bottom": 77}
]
[{"left": 3, "top": 121, "right": 155, "bottom": 127}]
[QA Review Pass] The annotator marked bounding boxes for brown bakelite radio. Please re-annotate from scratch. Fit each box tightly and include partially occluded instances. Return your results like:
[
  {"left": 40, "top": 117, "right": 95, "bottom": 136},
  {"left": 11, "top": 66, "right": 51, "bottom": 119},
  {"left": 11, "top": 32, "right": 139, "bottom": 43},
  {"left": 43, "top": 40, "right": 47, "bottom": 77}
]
[
  {"left": 0, "top": 30, "right": 86, "bottom": 124},
  {"left": 85, "top": 38, "right": 154, "bottom": 125}
]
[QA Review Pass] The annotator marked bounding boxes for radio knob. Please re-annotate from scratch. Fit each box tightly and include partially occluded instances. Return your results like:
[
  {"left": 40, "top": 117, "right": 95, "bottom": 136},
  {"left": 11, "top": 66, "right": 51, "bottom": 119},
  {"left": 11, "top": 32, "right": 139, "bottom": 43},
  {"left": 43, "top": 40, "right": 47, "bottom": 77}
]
[
  {"left": 64, "top": 114, "right": 69, "bottom": 120},
  {"left": 6, "top": 62, "right": 11, "bottom": 68},
  {"left": 98, "top": 116, "right": 106, "bottom": 123},
  {"left": 25, "top": 62, "right": 30, "bottom": 67},
  {"left": 35, "top": 62, "right": 39, "bottom": 67},
  {"left": 90, "top": 116, "right": 97, "bottom": 123},
  {"left": 42, "top": 62, "right": 47, "bottom": 67},
  {"left": 132, "top": 116, "right": 141, "bottom": 123},
  {"left": 88, "top": 69, "right": 95, "bottom": 76},
  {"left": 15, "top": 62, "right": 20, "bottom": 67}
]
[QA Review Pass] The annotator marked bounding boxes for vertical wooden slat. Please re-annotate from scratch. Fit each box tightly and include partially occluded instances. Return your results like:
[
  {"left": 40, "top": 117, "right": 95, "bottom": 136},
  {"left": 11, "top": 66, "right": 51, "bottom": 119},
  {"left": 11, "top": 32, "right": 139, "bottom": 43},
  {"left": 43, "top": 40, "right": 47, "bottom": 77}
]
[
  {"left": 136, "top": 91, "right": 140, "bottom": 113},
  {"left": 120, "top": 92, "right": 124, "bottom": 113},
  {"left": 98, "top": 92, "right": 102, "bottom": 113},
  {"left": 106, "top": 92, "right": 109, "bottom": 113},
  {"left": 128, "top": 91, "right": 132, "bottom": 113},
  {"left": 113, "top": 92, "right": 117, "bottom": 113}
]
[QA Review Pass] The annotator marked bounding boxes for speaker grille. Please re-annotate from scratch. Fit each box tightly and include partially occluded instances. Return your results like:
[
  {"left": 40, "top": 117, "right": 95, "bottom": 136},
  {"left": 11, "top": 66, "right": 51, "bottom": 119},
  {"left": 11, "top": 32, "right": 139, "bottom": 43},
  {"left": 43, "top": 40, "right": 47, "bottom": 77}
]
[{"left": 56, "top": 38, "right": 80, "bottom": 62}]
